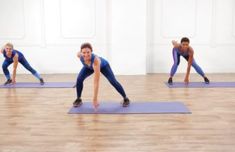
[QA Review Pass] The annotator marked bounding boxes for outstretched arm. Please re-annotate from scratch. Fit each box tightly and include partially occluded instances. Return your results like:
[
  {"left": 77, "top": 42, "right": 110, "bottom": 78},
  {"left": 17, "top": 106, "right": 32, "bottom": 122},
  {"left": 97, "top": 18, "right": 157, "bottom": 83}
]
[
  {"left": 172, "top": 40, "right": 180, "bottom": 48},
  {"left": 0, "top": 46, "right": 4, "bottom": 54},
  {"left": 77, "top": 52, "right": 81, "bottom": 59},
  {"left": 184, "top": 47, "right": 194, "bottom": 84},
  {"left": 92, "top": 57, "right": 101, "bottom": 110},
  {"left": 12, "top": 53, "right": 19, "bottom": 84}
]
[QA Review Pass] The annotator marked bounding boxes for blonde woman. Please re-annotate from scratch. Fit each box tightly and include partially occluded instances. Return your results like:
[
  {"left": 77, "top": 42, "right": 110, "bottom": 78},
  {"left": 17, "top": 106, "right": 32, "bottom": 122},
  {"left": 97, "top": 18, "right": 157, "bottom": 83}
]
[{"left": 1, "top": 43, "right": 44, "bottom": 85}]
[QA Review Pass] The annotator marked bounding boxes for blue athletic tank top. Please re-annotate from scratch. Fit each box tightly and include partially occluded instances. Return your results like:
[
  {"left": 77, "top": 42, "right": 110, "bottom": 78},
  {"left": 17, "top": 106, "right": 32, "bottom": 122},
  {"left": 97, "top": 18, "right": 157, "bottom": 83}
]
[
  {"left": 176, "top": 47, "right": 189, "bottom": 57},
  {"left": 80, "top": 53, "right": 108, "bottom": 70},
  {"left": 3, "top": 50, "right": 24, "bottom": 62}
]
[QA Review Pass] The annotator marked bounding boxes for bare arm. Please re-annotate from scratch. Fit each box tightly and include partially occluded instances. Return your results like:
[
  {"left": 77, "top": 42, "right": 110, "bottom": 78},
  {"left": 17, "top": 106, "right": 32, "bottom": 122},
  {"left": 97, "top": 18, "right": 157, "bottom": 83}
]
[
  {"left": 12, "top": 53, "right": 19, "bottom": 83},
  {"left": 77, "top": 52, "right": 81, "bottom": 59},
  {"left": 172, "top": 40, "right": 180, "bottom": 48},
  {"left": 92, "top": 57, "right": 101, "bottom": 109},
  {"left": 184, "top": 47, "right": 194, "bottom": 83},
  {"left": 0, "top": 46, "right": 4, "bottom": 54}
]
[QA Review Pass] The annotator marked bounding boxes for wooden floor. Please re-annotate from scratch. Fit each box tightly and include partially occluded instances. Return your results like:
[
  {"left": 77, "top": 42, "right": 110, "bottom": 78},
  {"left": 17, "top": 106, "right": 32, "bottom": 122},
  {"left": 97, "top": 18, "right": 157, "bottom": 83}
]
[{"left": 0, "top": 74, "right": 235, "bottom": 152}]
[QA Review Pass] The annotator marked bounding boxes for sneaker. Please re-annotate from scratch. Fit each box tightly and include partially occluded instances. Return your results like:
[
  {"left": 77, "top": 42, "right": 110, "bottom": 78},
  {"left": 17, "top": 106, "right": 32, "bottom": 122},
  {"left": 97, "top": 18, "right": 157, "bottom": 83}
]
[
  {"left": 73, "top": 98, "right": 83, "bottom": 107},
  {"left": 4, "top": 79, "right": 12, "bottom": 86},
  {"left": 122, "top": 97, "right": 130, "bottom": 107},
  {"left": 168, "top": 77, "right": 173, "bottom": 85},
  {"left": 39, "top": 78, "right": 44, "bottom": 85},
  {"left": 204, "top": 77, "right": 210, "bottom": 84}
]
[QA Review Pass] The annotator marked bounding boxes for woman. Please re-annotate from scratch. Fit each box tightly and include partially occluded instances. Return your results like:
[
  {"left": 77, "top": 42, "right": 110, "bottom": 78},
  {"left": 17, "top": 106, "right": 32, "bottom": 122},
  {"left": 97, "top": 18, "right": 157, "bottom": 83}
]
[
  {"left": 73, "top": 43, "right": 130, "bottom": 110},
  {"left": 1, "top": 43, "right": 44, "bottom": 85},
  {"left": 168, "top": 37, "right": 210, "bottom": 84}
]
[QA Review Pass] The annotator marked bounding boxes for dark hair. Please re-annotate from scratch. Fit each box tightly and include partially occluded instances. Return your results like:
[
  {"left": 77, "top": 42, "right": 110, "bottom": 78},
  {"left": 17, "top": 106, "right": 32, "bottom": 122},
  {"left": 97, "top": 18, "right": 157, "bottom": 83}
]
[
  {"left": 181, "top": 37, "right": 190, "bottom": 43},
  {"left": 80, "top": 43, "right": 93, "bottom": 52}
]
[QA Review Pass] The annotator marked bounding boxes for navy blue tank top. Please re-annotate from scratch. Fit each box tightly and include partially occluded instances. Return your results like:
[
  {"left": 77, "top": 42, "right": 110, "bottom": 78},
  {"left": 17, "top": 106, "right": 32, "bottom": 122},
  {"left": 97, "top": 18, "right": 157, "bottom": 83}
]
[
  {"left": 80, "top": 53, "right": 108, "bottom": 70},
  {"left": 3, "top": 50, "right": 24, "bottom": 62},
  {"left": 176, "top": 47, "right": 190, "bottom": 57}
]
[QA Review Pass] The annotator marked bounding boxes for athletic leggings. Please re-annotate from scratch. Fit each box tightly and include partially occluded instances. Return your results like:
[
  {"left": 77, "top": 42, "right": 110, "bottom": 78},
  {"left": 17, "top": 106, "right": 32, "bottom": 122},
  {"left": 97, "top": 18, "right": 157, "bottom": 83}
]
[
  {"left": 76, "top": 64, "right": 127, "bottom": 99},
  {"left": 2, "top": 56, "right": 41, "bottom": 80},
  {"left": 170, "top": 48, "right": 205, "bottom": 77}
]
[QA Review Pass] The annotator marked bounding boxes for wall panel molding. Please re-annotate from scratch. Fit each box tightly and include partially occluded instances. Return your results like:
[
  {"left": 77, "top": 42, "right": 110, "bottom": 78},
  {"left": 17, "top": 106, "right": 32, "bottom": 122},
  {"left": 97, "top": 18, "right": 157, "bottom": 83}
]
[
  {"left": 212, "top": 0, "right": 235, "bottom": 46},
  {"left": 59, "top": 0, "right": 96, "bottom": 39},
  {"left": 0, "top": 0, "right": 26, "bottom": 40},
  {"left": 160, "top": 0, "right": 198, "bottom": 39},
  {"left": 233, "top": 1, "right": 235, "bottom": 38}
]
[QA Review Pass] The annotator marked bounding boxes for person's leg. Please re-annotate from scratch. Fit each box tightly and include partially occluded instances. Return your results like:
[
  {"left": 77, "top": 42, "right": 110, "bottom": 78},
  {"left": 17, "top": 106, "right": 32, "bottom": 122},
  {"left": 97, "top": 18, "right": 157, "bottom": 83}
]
[
  {"left": 191, "top": 60, "right": 205, "bottom": 77},
  {"left": 2, "top": 60, "right": 13, "bottom": 80},
  {"left": 191, "top": 60, "right": 210, "bottom": 83},
  {"left": 168, "top": 48, "right": 180, "bottom": 84},
  {"left": 183, "top": 57, "right": 209, "bottom": 83},
  {"left": 19, "top": 57, "right": 42, "bottom": 80},
  {"left": 76, "top": 67, "right": 94, "bottom": 98},
  {"left": 2, "top": 60, "right": 13, "bottom": 85},
  {"left": 101, "top": 64, "right": 127, "bottom": 98},
  {"left": 73, "top": 67, "right": 94, "bottom": 107},
  {"left": 101, "top": 64, "right": 129, "bottom": 106}
]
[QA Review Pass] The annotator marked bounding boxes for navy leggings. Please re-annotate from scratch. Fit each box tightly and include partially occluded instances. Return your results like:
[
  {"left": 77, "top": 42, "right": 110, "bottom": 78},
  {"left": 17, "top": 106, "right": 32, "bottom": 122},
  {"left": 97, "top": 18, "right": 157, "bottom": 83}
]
[
  {"left": 2, "top": 56, "right": 38, "bottom": 80},
  {"left": 170, "top": 48, "right": 205, "bottom": 77},
  {"left": 76, "top": 64, "right": 127, "bottom": 99}
]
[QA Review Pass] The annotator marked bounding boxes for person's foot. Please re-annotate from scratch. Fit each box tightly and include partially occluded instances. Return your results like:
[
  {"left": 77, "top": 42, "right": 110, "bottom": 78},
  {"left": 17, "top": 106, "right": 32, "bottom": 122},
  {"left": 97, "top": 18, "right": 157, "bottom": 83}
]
[
  {"left": 73, "top": 98, "right": 82, "bottom": 107},
  {"left": 122, "top": 97, "right": 130, "bottom": 107},
  {"left": 168, "top": 77, "right": 173, "bottom": 85},
  {"left": 4, "top": 79, "right": 12, "bottom": 86},
  {"left": 39, "top": 78, "right": 44, "bottom": 85},
  {"left": 204, "top": 77, "right": 210, "bottom": 84}
]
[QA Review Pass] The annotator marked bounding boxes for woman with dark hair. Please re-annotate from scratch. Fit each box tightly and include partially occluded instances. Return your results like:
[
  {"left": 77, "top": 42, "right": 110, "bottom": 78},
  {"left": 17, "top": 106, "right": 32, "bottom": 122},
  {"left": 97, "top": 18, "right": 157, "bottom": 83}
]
[
  {"left": 73, "top": 43, "right": 130, "bottom": 110},
  {"left": 168, "top": 37, "right": 210, "bottom": 85}
]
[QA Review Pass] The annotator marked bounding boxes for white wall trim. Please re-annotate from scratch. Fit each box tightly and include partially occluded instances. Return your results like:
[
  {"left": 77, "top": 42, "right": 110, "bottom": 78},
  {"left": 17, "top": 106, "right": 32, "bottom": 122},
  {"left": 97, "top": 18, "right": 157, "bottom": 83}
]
[
  {"left": 146, "top": 0, "right": 154, "bottom": 73},
  {"left": 212, "top": 0, "right": 235, "bottom": 46},
  {"left": 58, "top": 0, "right": 97, "bottom": 39},
  {"left": 232, "top": 0, "right": 235, "bottom": 38},
  {"left": 0, "top": 0, "right": 26, "bottom": 40},
  {"left": 106, "top": 0, "right": 112, "bottom": 63},
  {"left": 160, "top": 0, "right": 198, "bottom": 39},
  {"left": 210, "top": 0, "right": 216, "bottom": 47},
  {"left": 40, "top": 0, "right": 46, "bottom": 47}
]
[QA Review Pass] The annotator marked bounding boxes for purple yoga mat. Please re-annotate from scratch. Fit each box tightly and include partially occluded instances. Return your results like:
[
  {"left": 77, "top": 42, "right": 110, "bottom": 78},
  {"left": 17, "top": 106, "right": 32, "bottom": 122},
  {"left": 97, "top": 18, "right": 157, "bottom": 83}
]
[
  {"left": 165, "top": 82, "right": 235, "bottom": 88},
  {"left": 68, "top": 101, "right": 191, "bottom": 114},
  {"left": 0, "top": 82, "right": 75, "bottom": 88}
]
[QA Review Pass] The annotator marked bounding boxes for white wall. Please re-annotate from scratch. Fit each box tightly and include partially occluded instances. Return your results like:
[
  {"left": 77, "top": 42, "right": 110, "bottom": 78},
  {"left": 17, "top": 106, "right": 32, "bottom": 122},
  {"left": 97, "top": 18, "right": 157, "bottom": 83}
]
[
  {"left": 0, "top": 0, "right": 109, "bottom": 74},
  {"left": 0, "top": 0, "right": 234, "bottom": 75},
  {"left": 109, "top": 0, "right": 146, "bottom": 74}
]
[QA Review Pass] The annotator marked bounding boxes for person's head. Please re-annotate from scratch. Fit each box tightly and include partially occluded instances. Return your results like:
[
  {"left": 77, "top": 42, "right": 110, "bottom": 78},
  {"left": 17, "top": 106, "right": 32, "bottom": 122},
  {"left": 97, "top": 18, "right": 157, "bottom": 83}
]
[
  {"left": 4, "top": 43, "right": 14, "bottom": 54},
  {"left": 180, "top": 37, "right": 190, "bottom": 51},
  {"left": 80, "top": 42, "right": 93, "bottom": 61}
]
